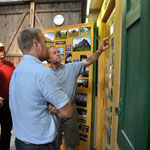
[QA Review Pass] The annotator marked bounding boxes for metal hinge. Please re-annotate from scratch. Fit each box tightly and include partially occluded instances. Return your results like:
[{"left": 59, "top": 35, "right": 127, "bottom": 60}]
[{"left": 114, "top": 107, "right": 121, "bottom": 116}]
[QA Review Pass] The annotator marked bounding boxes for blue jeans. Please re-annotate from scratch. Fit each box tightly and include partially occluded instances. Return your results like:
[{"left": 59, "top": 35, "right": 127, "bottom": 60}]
[{"left": 15, "top": 138, "right": 57, "bottom": 150}]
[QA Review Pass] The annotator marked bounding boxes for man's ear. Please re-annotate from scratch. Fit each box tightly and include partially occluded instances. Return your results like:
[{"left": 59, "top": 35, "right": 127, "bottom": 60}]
[{"left": 33, "top": 40, "right": 39, "bottom": 50}]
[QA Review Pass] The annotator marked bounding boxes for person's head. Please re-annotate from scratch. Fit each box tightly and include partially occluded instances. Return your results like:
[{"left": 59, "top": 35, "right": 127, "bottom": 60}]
[
  {"left": 48, "top": 46, "right": 61, "bottom": 65},
  {"left": 18, "top": 27, "right": 49, "bottom": 61},
  {"left": 0, "top": 43, "right": 5, "bottom": 61}
]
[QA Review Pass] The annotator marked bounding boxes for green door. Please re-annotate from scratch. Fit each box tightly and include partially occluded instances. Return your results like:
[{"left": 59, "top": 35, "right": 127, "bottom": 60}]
[{"left": 117, "top": 0, "right": 150, "bottom": 150}]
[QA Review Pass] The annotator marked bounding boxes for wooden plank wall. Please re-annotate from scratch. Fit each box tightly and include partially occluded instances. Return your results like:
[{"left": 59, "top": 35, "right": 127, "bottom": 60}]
[{"left": 0, "top": 1, "right": 81, "bottom": 66}]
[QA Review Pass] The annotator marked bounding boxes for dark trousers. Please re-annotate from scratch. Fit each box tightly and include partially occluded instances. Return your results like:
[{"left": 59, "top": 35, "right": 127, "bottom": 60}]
[
  {"left": 15, "top": 138, "right": 57, "bottom": 150},
  {"left": 0, "top": 100, "right": 12, "bottom": 150}
]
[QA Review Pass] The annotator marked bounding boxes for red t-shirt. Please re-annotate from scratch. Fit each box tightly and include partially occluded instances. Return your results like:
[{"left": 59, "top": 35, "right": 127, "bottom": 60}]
[{"left": 0, "top": 60, "right": 15, "bottom": 100}]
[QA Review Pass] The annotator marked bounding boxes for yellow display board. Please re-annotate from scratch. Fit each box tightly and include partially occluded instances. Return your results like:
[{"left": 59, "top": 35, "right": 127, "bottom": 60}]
[
  {"left": 42, "top": 22, "right": 94, "bottom": 150},
  {"left": 103, "top": 10, "right": 115, "bottom": 150}
]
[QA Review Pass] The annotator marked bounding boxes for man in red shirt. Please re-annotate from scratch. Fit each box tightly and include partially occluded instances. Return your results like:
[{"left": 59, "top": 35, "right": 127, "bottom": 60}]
[{"left": 0, "top": 43, "right": 15, "bottom": 150}]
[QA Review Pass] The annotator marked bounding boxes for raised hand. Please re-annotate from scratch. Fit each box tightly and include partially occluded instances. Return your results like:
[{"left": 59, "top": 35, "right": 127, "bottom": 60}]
[{"left": 99, "top": 35, "right": 111, "bottom": 52}]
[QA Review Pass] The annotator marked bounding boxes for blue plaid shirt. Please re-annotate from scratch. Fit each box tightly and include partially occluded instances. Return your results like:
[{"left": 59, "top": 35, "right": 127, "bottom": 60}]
[{"left": 9, "top": 55, "right": 69, "bottom": 144}]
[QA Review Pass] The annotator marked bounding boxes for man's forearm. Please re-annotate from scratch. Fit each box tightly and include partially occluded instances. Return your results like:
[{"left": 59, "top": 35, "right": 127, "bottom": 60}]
[
  {"left": 84, "top": 35, "right": 110, "bottom": 67},
  {"left": 56, "top": 102, "right": 72, "bottom": 118},
  {"left": 84, "top": 48, "right": 103, "bottom": 67},
  {"left": 48, "top": 102, "right": 72, "bottom": 118}
]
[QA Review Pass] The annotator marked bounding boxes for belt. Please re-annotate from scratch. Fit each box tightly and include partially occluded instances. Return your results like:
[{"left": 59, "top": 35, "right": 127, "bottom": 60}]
[
  {"left": 23, "top": 141, "right": 30, "bottom": 145},
  {"left": 16, "top": 138, "right": 55, "bottom": 146}
]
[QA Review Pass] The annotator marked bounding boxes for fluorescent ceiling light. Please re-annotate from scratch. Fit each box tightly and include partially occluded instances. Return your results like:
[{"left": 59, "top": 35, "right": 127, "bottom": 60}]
[
  {"left": 86, "top": 18, "right": 88, "bottom": 23},
  {"left": 86, "top": 0, "right": 91, "bottom": 16}
]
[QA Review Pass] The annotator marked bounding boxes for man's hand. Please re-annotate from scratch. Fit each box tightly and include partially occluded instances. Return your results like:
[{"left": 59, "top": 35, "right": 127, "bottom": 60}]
[
  {"left": 0, "top": 97, "right": 4, "bottom": 108},
  {"left": 84, "top": 35, "right": 111, "bottom": 67},
  {"left": 99, "top": 35, "right": 111, "bottom": 52},
  {"left": 48, "top": 103, "right": 58, "bottom": 114}
]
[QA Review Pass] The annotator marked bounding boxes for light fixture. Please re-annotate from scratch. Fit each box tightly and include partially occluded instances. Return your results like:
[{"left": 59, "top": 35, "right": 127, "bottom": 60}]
[
  {"left": 53, "top": 15, "right": 64, "bottom": 26},
  {"left": 86, "top": 0, "right": 91, "bottom": 16},
  {"left": 86, "top": 18, "right": 88, "bottom": 23}
]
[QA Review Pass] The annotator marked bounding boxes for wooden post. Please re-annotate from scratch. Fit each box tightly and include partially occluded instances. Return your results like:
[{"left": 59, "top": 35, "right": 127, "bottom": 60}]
[{"left": 30, "top": 2, "right": 35, "bottom": 27}]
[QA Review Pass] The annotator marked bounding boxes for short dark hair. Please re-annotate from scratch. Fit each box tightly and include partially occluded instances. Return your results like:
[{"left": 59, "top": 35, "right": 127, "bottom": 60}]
[{"left": 18, "top": 27, "right": 41, "bottom": 54}]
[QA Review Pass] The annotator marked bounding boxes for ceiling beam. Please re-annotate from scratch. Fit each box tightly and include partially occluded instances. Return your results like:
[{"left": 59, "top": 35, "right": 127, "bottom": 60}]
[{"left": 0, "top": 0, "right": 81, "bottom": 4}]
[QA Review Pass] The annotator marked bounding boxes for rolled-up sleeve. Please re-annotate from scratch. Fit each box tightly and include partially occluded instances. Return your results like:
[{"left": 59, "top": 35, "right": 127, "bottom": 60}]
[{"left": 38, "top": 69, "right": 69, "bottom": 109}]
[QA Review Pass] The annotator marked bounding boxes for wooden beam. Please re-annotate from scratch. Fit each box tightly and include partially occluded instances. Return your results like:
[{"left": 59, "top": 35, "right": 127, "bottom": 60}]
[
  {"left": 0, "top": 0, "right": 27, "bottom": 2},
  {"left": 30, "top": 2, "right": 35, "bottom": 27},
  {"left": 0, "top": 8, "right": 81, "bottom": 15},
  {"left": 35, "top": 12, "right": 44, "bottom": 30},
  {"left": 0, "top": 0, "right": 80, "bottom": 4},
  {"left": 81, "top": 0, "right": 86, "bottom": 23},
  {"left": 6, "top": 54, "right": 23, "bottom": 57},
  {"left": 0, "top": 1, "right": 81, "bottom": 15},
  {"left": 0, "top": 0, "right": 27, "bottom": 5},
  {"left": 0, "top": 7, "right": 80, "bottom": 15},
  {"left": 0, "top": 10, "right": 24, "bottom": 15},
  {"left": 36, "top": 9, "right": 81, "bottom": 13},
  {"left": 102, "top": 0, "right": 115, "bottom": 22}
]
